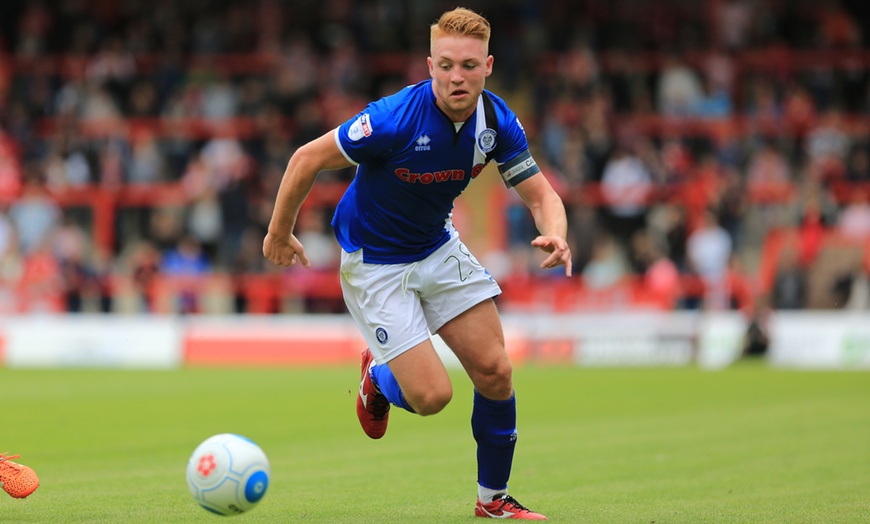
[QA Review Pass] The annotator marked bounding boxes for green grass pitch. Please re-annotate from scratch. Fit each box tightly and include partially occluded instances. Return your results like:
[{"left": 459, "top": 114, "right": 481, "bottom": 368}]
[{"left": 1, "top": 361, "right": 868, "bottom": 523}]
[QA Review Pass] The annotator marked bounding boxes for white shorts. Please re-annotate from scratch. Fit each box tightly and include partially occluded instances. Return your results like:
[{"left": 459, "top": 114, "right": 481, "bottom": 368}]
[{"left": 339, "top": 232, "right": 502, "bottom": 364}]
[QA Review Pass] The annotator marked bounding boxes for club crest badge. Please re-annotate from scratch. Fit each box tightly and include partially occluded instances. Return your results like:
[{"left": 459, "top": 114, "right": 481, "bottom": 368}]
[{"left": 477, "top": 128, "right": 497, "bottom": 154}]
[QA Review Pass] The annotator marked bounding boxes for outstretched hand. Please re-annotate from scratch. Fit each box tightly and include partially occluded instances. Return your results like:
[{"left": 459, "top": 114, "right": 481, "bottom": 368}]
[
  {"left": 531, "top": 235, "right": 573, "bottom": 277},
  {"left": 263, "top": 232, "right": 311, "bottom": 268}
]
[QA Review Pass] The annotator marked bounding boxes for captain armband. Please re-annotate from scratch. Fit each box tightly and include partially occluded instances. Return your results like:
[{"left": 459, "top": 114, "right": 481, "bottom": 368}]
[{"left": 498, "top": 149, "right": 540, "bottom": 187}]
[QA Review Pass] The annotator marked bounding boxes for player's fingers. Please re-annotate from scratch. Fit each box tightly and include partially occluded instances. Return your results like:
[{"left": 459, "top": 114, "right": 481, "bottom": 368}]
[
  {"left": 298, "top": 250, "right": 311, "bottom": 269},
  {"left": 539, "top": 251, "right": 561, "bottom": 269},
  {"left": 540, "top": 247, "right": 573, "bottom": 276},
  {"left": 263, "top": 234, "right": 292, "bottom": 267},
  {"left": 267, "top": 248, "right": 297, "bottom": 268},
  {"left": 530, "top": 236, "right": 553, "bottom": 252}
]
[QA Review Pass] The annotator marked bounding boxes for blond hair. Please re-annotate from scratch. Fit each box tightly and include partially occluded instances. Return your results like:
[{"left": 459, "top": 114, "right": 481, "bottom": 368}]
[{"left": 430, "top": 7, "right": 491, "bottom": 47}]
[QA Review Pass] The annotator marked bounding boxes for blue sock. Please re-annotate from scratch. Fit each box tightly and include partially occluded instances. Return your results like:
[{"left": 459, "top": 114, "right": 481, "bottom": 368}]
[
  {"left": 472, "top": 390, "right": 517, "bottom": 491},
  {"left": 370, "top": 363, "right": 415, "bottom": 413}
]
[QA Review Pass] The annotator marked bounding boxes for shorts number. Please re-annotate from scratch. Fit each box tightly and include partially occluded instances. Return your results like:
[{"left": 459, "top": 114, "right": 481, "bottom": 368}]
[{"left": 443, "top": 243, "right": 480, "bottom": 282}]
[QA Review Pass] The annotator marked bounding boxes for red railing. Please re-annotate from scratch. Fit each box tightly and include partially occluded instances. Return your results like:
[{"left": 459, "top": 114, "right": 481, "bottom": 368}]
[{"left": 32, "top": 178, "right": 816, "bottom": 256}]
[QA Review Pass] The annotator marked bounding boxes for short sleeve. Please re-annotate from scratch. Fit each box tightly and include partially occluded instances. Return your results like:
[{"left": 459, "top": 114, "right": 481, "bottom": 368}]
[{"left": 335, "top": 101, "right": 397, "bottom": 165}]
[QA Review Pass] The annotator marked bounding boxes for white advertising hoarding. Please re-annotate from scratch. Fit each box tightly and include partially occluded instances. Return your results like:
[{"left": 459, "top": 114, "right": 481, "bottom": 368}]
[
  {"left": 1, "top": 311, "right": 865, "bottom": 370},
  {"left": 768, "top": 312, "right": 870, "bottom": 369},
  {"left": 696, "top": 313, "right": 748, "bottom": 369},
  {"left": 504, "top": 312, "right": 698, "bottom": 367},
  {"left": 4, "top": 315, "right": 182, "bottom": 369}
]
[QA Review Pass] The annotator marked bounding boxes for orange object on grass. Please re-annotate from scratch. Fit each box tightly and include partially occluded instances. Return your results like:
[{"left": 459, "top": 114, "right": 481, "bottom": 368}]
[{"left": 0, "top": 453, "right": 39, "bottom": 499}]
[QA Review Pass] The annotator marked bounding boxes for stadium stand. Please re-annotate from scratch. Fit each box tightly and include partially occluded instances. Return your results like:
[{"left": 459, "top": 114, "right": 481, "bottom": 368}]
[{"left": 0, "top": 0, "right": 869, "bottom": 315}]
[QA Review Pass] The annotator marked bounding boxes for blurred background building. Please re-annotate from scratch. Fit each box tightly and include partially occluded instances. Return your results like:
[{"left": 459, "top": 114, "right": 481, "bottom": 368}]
[{"left": 0, "top": 0, "right": 868, "bottom": 316}]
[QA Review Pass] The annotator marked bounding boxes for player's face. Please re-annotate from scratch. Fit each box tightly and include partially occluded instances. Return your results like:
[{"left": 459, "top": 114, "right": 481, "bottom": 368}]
[{"left": 428, "top": 35, "right": 492, "bottom": 122}]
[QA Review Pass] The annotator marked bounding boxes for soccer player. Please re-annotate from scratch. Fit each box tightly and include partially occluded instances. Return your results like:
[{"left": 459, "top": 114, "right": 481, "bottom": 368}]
[{"left": 264, "top": 7, "right": 571, "bottom": 520}]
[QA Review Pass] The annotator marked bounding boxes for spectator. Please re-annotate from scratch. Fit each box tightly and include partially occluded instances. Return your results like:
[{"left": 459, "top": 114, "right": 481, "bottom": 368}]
[
  {"left": 122, "top": 239, "right": 161, "bottom": 313},
  {"left": 648, "top": 204, "right": 690, "bottom": 272},
  {"left": 816, "top": 1, "right": 862, "bottom": 48},
  {"left": 17, "top": 242, "right": 63, "bottom": 313},
  {"left": 53, "top": 214, "right": 91, "bottom": 312},
  {"left": 8, "top": 173, "right": 61, "bottom": 255},
  {"left": 687, "top": 208, "right": 733, "bottom": 310},
  {"left": 80, "top": 83, "right": 123, "bottom": 123},
  {"left": 831, "top": 249, "right": 870, "bottom": 310},
  {"left": 161, "top": 234, "right": 211, "bottom": 275},
  {"left": 201, "top": 71, "right": 239, "bottom": 120},
  {"left": 795, "top": 194, "right": 829, "bottom": 269},
  {"left": 837, "top": 188, "right": 870, "bottom": 241},
  {"left": 845, "top": 146, "right": 870, "bottom": 183},
  {"left": 656, "top": 52, "right": 705, "bottom": 117},
  {"left": 599, "top": 142, "right": 654, "bottom": 246},
  {"left": 85, "top": 36, "right": 137, "bottom": 105},
  {"left": 128, "top": 81, "right": 160, "bottom": 117},
  {"left": 0, "top": 204, "right": 22, "bottom": 285},
  {"left": 128, "top": 130, "right": 165, "bottom": 184},
  {"left": 745, "top": 78, "right": 783, "bottom": 142},
  {"left": 806, "top": 109, "right": 850, "bottom": 182},
  {"left": 0, "top": 206, "right": 16, "bottom": 264},
  {"left": 695, "top": 86, "right": 732, "bottom": 119},
  {"left": 744, "top": 141, "right": 792, "bottom": 246},
  {"left": 714, "top": 0, "right": 754, "bottom": 50},
  {"left": 783, "top": 84, "right": 817, "bottom": 157},
  {"left": 0, "top": 132, "right": 23, "bottom": 201},
  {"left": 746, "top": 140, "right": 791, "bottom": 194},
  {"left": 630, "top": 229, "right": 680, "bottom": 308},
  {"left": 160, "top": 234, "right": 211, "bottom": 314},
  {"left": 770, "top": 245, "right": 807, "bottom": 310},
  {"left": 581, "top": 233, "right": 627, "bottom": 290}
]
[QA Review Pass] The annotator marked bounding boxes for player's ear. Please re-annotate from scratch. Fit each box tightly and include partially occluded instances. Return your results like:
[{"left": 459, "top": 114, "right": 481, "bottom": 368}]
[
  {"left": 427, "top": 56, "right": 435, "bottom": 78},
  {"left": 485, "top": 55, "right": 493, "bottom": 77}
]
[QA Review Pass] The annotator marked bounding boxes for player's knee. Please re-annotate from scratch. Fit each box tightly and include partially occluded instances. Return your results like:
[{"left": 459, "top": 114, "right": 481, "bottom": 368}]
[
  {"left": 410, "top": 387, "right": 453, "bottom": 416},
  {"left": 473, "top": 359, "right": 513, "bottom": 399}
]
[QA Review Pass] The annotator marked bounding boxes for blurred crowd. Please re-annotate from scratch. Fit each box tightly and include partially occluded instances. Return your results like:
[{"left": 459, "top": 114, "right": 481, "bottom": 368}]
[{"left": 0, "top": 0, "right": 869, "bottom": 314}]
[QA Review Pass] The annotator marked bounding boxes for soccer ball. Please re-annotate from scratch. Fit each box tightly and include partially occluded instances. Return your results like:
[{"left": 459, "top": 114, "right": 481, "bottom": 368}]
[{"left": 186, "top": 433, "right": 270, "bottom": 516}]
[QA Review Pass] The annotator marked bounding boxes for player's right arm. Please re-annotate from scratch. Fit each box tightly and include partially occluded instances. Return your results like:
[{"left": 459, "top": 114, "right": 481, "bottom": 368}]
[{"left": 263, "top": 129, "right": 353, "bottom": 268}]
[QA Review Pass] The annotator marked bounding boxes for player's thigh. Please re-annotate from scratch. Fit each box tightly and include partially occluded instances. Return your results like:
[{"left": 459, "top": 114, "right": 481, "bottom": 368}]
[
  {"left": 437, "top": 299, "right": 513, "bottom": 400},
  {"left": 387, "top": 338, "right": 453, "bottom": 414}
]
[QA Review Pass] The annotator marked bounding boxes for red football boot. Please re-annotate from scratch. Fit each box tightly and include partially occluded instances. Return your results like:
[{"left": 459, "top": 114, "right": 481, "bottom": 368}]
[
  {"left": 475, "top": 495, "right": 548, "bottom": 520},
  {"left": 356, "top": 348, "right": 390, "bottom": 439}
]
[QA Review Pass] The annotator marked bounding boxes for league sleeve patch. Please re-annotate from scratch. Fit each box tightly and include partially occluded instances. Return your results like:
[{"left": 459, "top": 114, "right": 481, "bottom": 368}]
[
  {"left": 347, "top": 113, "right": 373, "bottom": 141},
  {"left": 499, "top": 149, "right": 540, "bottom": 187}
]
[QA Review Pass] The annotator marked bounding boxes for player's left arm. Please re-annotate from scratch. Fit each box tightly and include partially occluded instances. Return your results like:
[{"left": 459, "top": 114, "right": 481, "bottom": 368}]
[
  {"left": 512, "top": 170, "right": 573, "bottom": 277},
  {"left": 492, "top": 100, "right": 571, "bottom": 276}
]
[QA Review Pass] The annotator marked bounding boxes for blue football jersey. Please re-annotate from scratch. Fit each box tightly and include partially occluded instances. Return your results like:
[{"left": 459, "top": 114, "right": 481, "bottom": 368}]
[{"left": 332, "top": 79, "right": 540, "bottom": 264}]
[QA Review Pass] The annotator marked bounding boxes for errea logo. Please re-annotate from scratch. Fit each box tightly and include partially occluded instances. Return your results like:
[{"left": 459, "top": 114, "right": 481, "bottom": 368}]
[{"left": 415, "top": 134, "right": 431, "bottom": 151}]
